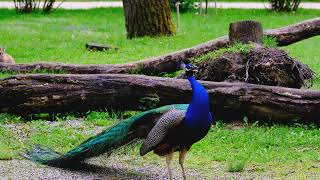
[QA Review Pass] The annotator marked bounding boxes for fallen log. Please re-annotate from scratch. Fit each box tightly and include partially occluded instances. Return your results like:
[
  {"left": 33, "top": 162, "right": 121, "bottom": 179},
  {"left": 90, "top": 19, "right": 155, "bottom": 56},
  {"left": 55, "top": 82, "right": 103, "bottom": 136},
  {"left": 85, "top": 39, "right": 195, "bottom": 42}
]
[
  {"left": 0, "top": 37, "right": 228, "bottom": 75},
  {"left": 0, "top": 74, "right": 319, "bottom": 125},
  {"left": 0, "top": 18, "right": 319, "bottom": 75},
  {"left": 265, "top": 17, "right": 320, "bottom": 46}
]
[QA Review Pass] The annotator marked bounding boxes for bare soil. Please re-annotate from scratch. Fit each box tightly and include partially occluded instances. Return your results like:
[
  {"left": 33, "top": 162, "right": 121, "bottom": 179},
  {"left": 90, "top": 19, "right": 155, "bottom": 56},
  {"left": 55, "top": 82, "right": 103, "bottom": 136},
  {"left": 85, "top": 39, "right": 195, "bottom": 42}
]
[{"left": 1, "top": 158, "right": 319, "bottom": 180}]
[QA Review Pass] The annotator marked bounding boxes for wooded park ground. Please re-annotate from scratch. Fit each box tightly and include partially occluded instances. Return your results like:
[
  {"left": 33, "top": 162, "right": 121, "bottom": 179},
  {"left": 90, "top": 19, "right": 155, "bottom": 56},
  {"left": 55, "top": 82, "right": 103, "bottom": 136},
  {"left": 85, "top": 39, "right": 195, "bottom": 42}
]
[{"left": 0, "top": 8, "right": 319, "bottom": 179}]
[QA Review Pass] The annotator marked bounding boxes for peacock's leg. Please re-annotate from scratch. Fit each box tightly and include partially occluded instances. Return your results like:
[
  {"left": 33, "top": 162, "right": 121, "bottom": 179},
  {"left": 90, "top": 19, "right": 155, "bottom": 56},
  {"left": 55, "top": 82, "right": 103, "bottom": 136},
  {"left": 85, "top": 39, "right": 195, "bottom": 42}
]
[
  {"left": 166, "top": 152, "right": 174, "bottom": 180},
  {"left": 179, "top": 149, "right": 188, "bottom": 180}
]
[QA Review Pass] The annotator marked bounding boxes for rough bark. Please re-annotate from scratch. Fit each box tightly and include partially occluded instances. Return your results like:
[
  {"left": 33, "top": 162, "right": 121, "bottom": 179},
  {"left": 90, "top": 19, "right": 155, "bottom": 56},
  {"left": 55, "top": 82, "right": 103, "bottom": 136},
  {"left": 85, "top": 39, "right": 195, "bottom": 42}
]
[
  {"left": 0, "top": 74, "right": 319, "bottom": 124},
  {"left": 0, "top": 18, "right": 319, "bottom": 75},
  {"left": 122, "top": 0, "right": 175, "bottom": 39},
  {"left": 229, "top": 20, "right": 263, "bottom": 44}
]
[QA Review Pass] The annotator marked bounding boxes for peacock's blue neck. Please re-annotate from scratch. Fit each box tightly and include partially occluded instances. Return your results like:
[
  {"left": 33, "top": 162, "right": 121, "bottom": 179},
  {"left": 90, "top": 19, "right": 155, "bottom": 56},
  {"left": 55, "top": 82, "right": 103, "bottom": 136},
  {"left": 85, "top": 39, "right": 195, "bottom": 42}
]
[{"left": 185, "top": 76, "right": 212, "bottom": 129}]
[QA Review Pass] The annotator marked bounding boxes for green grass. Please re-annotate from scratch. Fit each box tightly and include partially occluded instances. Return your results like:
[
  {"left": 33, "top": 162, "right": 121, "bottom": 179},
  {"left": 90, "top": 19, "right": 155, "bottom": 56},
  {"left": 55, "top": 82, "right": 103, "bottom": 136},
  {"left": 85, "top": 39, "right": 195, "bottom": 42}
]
[
  {"left": 191, "top": 123, "right": 320, "bottom": 163},
  {"left": 0, "top": 110, "right": 138, "bottom": 159},
  {"left": 0, "top": 113, "right": 118, "bottom": 159},
  {"left": 85, "top": 111, "right": 123, "bottom": 126},
  {"left": 227, "top": 159, "right": 246, "bottom": 172},
  {"left": 0, "top": 127, "right": 22, "bottom": 160},
  {"left": 192, "top": 43, "right": 253, "bottom": 64},
  {"left": 0, "top": 8, "right": 318, "bottom": 64},
  {"left": 0, "top": 8, "right": 319, "bottom": 88},
  {"left": 1, "top": 113, "right": 319, "bottom": 178},
  {"left": 0, "top": 8, "right": 319, "bottom": 178}
]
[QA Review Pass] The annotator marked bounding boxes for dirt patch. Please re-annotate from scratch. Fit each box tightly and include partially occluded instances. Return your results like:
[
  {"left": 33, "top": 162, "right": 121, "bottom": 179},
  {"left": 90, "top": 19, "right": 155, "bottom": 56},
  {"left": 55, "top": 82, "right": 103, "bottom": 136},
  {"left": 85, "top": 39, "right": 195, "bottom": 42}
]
[
  {"left": 195, "top": 46, "right": 315, "bottom": 88},
  {"left": 1, "top": 159, "right": 318, "bottom": 179}
]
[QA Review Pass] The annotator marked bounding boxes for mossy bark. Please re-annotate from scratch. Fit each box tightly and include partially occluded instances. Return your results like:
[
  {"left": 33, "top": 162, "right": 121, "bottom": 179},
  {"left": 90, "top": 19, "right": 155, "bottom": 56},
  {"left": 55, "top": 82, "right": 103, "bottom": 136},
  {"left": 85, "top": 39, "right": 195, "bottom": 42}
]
[{"left": 122, "top": 0, "right": 175, "bottom": 39}]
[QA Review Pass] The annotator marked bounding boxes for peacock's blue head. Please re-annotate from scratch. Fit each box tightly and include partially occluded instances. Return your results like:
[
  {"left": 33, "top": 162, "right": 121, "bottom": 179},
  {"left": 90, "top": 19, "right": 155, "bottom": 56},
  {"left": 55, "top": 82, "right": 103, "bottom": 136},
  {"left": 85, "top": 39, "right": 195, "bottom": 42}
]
[{"left": 184, "top": 63, "right": 198, "bottom": 78}]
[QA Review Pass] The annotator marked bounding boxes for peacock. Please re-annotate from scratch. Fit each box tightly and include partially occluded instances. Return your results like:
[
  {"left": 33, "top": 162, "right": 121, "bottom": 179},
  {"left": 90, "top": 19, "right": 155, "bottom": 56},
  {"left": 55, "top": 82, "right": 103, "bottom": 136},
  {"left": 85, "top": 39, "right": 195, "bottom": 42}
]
[{"left": 24, "top": 63, "right": 213, "bottom": 180}]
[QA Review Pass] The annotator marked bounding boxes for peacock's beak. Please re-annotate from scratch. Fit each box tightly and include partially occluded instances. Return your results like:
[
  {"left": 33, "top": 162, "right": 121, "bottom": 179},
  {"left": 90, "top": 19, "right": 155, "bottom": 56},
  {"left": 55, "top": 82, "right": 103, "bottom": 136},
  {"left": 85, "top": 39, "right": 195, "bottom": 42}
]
[{"left": 180, "top": 63, "right": 186, "bottom": 70}]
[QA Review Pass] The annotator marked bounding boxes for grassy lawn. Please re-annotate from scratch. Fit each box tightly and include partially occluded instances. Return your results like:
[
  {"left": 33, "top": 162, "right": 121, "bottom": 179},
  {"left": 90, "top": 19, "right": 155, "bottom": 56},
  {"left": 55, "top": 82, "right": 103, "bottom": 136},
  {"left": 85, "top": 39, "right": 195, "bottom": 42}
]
[
  {"left": 1, "top": 112, "right": 319, "bottom": 178},
  {"left": 1, "top": 8, "right": 319, "bottom": 88},
  {"left": 0, "top": 8, "right": 319, "bottom": 64},
  {"left": 0, "top": 8, "right": 319, "bottom": 178}
]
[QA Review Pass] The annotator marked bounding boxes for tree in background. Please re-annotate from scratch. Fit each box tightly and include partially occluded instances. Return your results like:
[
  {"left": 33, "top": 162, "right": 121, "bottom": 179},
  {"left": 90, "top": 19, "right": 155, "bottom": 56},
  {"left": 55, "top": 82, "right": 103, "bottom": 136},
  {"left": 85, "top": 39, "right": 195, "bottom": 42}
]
[
  {"left": 122, "top": 0, "right": 175, "bottom": 39},
  {"left": 269, "top": 0, "right": 301, "bottom": 12}
]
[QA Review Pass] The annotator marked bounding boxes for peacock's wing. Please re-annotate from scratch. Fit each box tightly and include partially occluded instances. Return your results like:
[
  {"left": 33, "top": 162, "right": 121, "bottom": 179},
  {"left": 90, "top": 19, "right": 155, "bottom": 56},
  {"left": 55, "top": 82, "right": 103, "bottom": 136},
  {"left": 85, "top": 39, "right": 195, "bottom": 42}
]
[
  {"left": 139, "top": 109, "right": 186, "bottom": 156},
  {"left": 24, "top": 104, "right": 189, "bottom": 167}
]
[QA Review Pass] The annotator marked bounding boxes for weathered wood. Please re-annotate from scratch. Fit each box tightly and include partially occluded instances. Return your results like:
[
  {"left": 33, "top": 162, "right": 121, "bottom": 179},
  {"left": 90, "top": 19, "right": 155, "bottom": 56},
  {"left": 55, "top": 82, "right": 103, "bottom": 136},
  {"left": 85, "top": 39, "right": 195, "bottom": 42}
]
[
  {"left": 0, "top": 74, "right": 319, "bottom": 124},
  {"left": 0, "top": 37, "right": 229, "bottom": 75},
  {"left": 229, "top": 20, "right": 263, "bottom": 44},
  {"left": 0, "top": 62, "right": 129, "bottom": 74},
  {"left": 122, "top": 0, "right": 175, "bottom": 39},
  {"left": 0, "top": 36, "right": 229, "bottom": 75},
  {"left": 0, "top": 18, "right": 319, "bottom": 75}
]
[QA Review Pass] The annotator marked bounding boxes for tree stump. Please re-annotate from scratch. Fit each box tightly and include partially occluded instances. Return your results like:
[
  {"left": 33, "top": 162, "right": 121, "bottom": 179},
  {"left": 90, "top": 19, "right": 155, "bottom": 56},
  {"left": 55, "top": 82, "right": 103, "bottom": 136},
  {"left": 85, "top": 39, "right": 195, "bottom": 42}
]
[
  {"left": 194, "top": 20, "right": 315, "bottom": 89},
  {"left": 229, "top": 20, "right": 263, "bottom": 44},
  {"left": 122, "top": 0, "right": 175, "bottom": 39}
]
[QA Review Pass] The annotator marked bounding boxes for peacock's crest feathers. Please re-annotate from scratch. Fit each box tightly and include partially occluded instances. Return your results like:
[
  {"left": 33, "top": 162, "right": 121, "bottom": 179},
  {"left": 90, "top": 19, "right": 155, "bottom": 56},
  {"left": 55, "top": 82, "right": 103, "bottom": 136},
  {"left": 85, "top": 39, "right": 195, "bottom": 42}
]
[{"left": 24, "top": 104, "right": 189, "bottom": 167}]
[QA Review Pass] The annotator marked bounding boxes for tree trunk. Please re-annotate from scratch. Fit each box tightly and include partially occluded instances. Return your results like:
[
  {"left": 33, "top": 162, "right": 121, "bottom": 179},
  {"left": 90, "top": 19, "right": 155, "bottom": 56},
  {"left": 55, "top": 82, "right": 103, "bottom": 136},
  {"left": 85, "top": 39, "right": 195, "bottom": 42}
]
[
  {"left": 0, "top": 18, "right": 319, "bottom": 75},
  {"left": 122, "top": 0, "right": 175, "bottom": 39},
  {"left": 229, "top": 20, "right": 263, "bottom": 45},
  {"left": 1, "top": 74, "right": 319, "bottom": 125}
]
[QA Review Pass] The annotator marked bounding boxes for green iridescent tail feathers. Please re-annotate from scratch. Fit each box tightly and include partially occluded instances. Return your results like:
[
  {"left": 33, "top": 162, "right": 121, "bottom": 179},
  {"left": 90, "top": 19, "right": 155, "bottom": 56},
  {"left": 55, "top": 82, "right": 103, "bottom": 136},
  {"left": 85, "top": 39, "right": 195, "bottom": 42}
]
[{"left": 23, "top": 104, "right": 189, "bottom": 167}]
